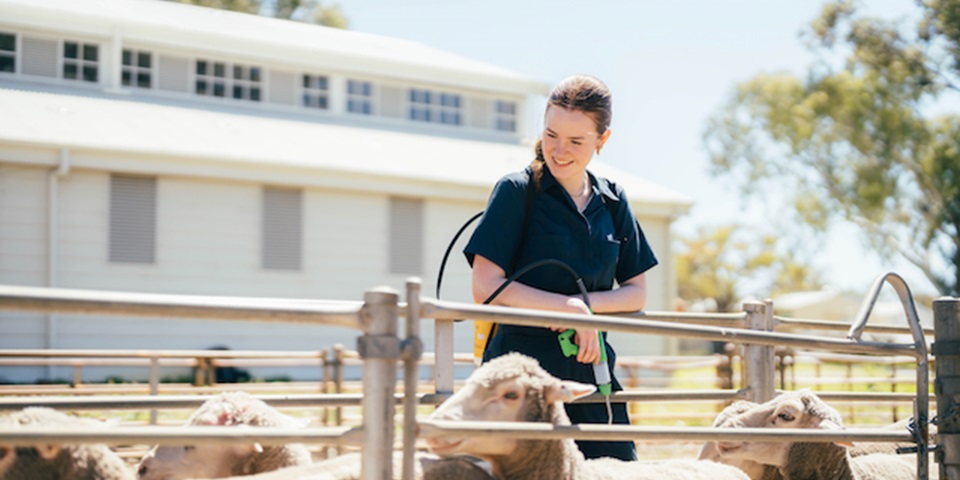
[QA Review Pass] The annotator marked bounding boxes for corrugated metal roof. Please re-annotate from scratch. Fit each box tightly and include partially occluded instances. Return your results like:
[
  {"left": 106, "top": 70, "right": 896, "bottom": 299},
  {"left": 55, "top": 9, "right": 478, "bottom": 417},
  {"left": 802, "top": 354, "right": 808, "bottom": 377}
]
[
  {"left": 0, "top": 86, "right": 692, "bottom": 210},
  {"left": 0, "top": 0, "right": 548, "bottom": 94}
]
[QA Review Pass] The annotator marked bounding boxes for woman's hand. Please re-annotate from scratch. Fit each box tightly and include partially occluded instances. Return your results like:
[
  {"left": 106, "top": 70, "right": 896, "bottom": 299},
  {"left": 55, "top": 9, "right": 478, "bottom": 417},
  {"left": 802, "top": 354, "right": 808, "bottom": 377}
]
[{"left": 549, "top": 297, "right": 601, "bottom": 365}]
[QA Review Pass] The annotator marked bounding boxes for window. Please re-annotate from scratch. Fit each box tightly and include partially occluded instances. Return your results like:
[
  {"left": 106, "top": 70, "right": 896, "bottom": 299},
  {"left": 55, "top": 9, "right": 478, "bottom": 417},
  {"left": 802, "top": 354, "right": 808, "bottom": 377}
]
[
  {"left": 389, "top": 197, "right": 423, "bottom": 275},
  {"left": 0, "top": 31, "right": 15, "bottom": 73},
  {"left": 262, "top": 187, "right": 302, "bottom": 270},
  {"left": 302, "top": 74, "right": 329, "bottom": 109},
  {"left": 347, "top": 79, "right": 373, "bottom": 114},
  {"left": 109, "top": 174, "right": 156, "bottom": 264},
  {"left": 63, "top": 40, "right": 98, "bottom": 82},
  {"left": 494, "top": 100, "right": 517, "bottom": 132},
  {"left": 122, "top": 49, "right": 152, "bottom": 88},
  {"left": 408, "top": 88, "right": 462, "bottom": 126},
  {"left": 195, "top": 59, "right": 261, "bottom": 101}
]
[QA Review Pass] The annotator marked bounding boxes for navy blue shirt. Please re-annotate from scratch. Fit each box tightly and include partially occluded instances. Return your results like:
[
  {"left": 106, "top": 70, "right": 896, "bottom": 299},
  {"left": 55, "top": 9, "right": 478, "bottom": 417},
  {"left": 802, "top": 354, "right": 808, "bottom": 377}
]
[{"left": 465, "top": 165, "right": 657, "bottom": 294}]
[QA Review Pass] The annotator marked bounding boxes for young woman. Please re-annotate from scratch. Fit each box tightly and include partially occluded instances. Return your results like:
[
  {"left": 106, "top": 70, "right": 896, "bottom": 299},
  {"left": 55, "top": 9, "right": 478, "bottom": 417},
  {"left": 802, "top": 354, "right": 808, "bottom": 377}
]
[{"left": 464, "top": 74, "right": 658, "bottom": 461}]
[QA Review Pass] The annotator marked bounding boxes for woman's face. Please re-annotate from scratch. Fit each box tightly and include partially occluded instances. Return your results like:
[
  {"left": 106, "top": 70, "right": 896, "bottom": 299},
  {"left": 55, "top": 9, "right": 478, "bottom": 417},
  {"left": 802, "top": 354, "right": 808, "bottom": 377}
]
[{"left": 541, "top": 106, "right": 610, "bottom": 184}]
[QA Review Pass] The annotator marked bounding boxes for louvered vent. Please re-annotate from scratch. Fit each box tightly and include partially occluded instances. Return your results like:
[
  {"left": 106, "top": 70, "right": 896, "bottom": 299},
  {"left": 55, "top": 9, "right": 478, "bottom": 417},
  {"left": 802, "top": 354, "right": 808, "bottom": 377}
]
[
  {"left": 21, "top": 37, "right": 57, "bottom": 77},
  {"left": 268, "top": 70, "right": 296, "bottom": 105},
  {"left": 262, "top": 187, "right": 302, "bottom": 270},
  {"left": 379, "top": 85, "right": 402, "bottom": 119},
  {"left": 157, "top": 55, "right": 190, "bottom": 93},
  {"left": 469, "top": 97, "right": 491, "bottom": 129},
  {"left": 109, "top": 174, "right": 157, "bottom": 264},
  {"left": 389, "top": 197, "right": 423, "bottom": 275}
]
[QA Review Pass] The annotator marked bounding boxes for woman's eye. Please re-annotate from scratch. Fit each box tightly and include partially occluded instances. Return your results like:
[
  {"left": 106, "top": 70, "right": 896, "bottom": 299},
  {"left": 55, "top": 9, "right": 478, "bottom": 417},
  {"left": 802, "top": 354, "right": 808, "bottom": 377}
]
[
  {"left": 571, "top": 140, "right": 582, "bottom": 146},
  {"left": 777, "top": 413, "right": 794, "bottom": 422},
  {"left": 503, "top": 391, "right": 519, "bottom": 400}
]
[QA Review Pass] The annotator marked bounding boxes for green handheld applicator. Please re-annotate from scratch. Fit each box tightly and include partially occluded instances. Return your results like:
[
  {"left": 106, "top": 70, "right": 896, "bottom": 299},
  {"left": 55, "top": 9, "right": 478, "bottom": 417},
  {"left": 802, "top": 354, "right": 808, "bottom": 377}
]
[{"left": 557, "top": 328, "right": 612, "bottom": 396}]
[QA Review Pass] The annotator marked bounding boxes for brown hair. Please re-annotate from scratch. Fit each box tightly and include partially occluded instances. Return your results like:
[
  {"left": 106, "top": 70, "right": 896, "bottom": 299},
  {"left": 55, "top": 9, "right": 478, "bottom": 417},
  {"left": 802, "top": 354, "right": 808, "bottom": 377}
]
[{"left": 531, "top": 75, "right": 613, "bottom": 188}]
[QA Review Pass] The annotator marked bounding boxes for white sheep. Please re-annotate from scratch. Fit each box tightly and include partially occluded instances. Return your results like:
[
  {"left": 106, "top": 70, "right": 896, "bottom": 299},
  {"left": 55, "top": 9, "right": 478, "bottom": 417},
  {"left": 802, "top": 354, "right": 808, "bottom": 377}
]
[
  {"left": 201, "top": 451, "right": 493, "bottom": 479},
  {"left": 713, "top": 389, "right": 918, "bottom": 480},
  {"left": 0, "top": 407, "right": 135, "bottom": 480},
  {"left": 698, "top": 400, "right": 781, "bottom": 480},
  {"left": 425, "top": 352, "right": 751, "bottom": 480},
  {"left": 136, "top": 391, "right": 312, "bottom": 480}
]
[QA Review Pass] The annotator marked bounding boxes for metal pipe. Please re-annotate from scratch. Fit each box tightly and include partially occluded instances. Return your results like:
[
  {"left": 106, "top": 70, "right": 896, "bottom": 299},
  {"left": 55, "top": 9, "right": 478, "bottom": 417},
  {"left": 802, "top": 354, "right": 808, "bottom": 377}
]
[
  {"left": 0, "top": 425, "right": 363, "bottom": 446},
  {"left": 418, "top": 421, "right": 914, "bottom": 444},
  {"left": 359, "top": 287, "right": 399, "bottom": 480},
  {"left": 402, "top": 279, "right": 423, "bottom": 480},
  {"left": 934, "top": 296, "right": 960, "bottom": 480},
  {"left": 0, "top": 285, "right": 363, "bottom": 328},
  {"left": 421, "top": 299, "right": 922, "bottom": 357}
]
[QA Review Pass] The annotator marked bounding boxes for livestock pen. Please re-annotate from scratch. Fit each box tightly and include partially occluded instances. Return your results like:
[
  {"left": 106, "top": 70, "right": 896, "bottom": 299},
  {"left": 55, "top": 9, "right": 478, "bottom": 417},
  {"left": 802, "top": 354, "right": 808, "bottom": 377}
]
[{"left": 0, "top": 273, "right": 955, "bottom": 479}]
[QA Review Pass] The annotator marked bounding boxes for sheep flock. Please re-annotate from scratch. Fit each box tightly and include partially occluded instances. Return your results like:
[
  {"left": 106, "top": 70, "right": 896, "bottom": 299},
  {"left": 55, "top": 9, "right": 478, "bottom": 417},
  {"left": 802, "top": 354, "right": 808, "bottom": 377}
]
[{"left": 0, "top": 354, "right": 936, "bottom": 479}]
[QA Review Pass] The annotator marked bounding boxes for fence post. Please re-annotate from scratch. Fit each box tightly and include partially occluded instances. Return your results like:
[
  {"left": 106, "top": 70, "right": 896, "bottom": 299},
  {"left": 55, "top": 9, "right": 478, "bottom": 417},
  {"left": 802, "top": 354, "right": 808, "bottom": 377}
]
[
  {"left": 149, "top": 357, "right": 159, "bottom": 425},
  {"left": 402, "top": 279, "right": 424, "bottom": 480},
  {"left": 743, "top": 301, "right": 775, "bottom": 403},
  {"left": 358, "top": 287, "right": 400, "bottom": 480},
  {"left": 434, "top": 317, "right": 454, "bottom": 395},
  {"left": 934, "top": 297, "right": 960, "bottom": 480}
]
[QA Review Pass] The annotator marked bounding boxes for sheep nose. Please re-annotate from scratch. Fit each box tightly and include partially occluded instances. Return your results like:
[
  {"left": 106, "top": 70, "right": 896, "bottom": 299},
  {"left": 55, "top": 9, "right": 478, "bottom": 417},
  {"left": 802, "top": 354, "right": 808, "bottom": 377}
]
[{"left": 137, "top": 464, "right": 148, "bottom": 477}]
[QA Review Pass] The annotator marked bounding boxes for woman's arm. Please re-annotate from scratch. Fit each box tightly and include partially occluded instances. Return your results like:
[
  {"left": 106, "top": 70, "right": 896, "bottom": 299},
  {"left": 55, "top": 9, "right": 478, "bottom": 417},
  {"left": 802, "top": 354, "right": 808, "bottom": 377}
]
[{"left": 473, "top": 254, "right": 617, "bottom": 365}]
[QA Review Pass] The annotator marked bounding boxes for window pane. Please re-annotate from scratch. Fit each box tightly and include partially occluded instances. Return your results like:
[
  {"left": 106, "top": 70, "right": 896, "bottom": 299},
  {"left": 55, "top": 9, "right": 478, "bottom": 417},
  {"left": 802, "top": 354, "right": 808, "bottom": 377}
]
[
  {"left": 122, "top": 49, "right": 132, "bottom": 65},
  {"left": 213, "top": 62, "right": 225, "bottom": 77},
  {"left": 137, "top": 72, "right": 150, "bottom": 88},
  {"left": 233, "top": 65, "right": 244, "bottom": 80},
  {"left": 250, "top": 67, "right": 260, "bottom": 82},
  {"left": 138, "top": 52, "right": 151, "bottom": 68},
  {"left": 196, "top": 79, "right": 207, "bottom": 95},
  {"left": 63, "top": 62, "right": 77, "bottom": 79},
  {"left": 196, "top": 61, "right": 207, "bottom": 75},
  {"left": 316, "top": 76, "right": 327, "bottom": 90},
  {"left": 0, "top": 55, "right": 13, "bottom": 73},
  {"left": 233, "top": 85, "right": 244, "bottom": 99},
  {"left": 317, "top": 96, "right": 327, "bottom": 109},
  {"left": 0, "top": 33, "right": 14, "bottom": 52},
  {"left": 302, "top": 75, "right": 310, "bottom": 88},
  {"left": 82, "top": 65, "right": 97, "bottom": 82},
  {"left": 64, "top": 42, "right": 78, "bottom": 59},
  {"left": 82, "top": 44, "right": 97, "bottom": 61},
  {"left": 122, "top": 70, "right": 132, "bottom": 86},
  {"left": 213, "top": 82, "right": 225, "bottom": 97},
  {"left": 250, "top": 87, "right": 260, "bottom": 101}
]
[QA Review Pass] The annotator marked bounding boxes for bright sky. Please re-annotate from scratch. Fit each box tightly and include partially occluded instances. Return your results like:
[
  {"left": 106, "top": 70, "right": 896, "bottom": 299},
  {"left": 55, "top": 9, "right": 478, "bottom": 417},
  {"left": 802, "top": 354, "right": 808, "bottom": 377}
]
[{"left": 333, "top": 0, "right": 938, "bottom": 297}]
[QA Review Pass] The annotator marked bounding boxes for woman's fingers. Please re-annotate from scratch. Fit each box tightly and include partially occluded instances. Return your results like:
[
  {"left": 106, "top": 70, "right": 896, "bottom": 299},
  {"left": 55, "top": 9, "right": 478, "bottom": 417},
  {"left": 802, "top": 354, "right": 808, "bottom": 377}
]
[{"left": 575, "top": 329, "right": 600, "bottom": 364}]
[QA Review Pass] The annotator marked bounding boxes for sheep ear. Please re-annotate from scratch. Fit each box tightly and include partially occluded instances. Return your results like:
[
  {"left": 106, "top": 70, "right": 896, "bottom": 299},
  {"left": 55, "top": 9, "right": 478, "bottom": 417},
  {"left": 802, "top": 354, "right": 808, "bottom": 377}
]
[
  {"left": 37, "top": 444, "right": 61, "bottom": 459},
  {"left": 819, "top": 419, "right": 854, "bottom": 446},
  {"left": 546, "top": 380, "right": 596, "bottom": 403}
]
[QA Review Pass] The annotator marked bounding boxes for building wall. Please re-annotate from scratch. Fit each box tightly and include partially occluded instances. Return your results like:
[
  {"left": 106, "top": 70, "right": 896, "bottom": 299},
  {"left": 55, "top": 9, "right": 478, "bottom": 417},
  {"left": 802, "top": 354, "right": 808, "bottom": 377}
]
[{"left": 0, "top": 160, "right": 678, "bottom": 383}]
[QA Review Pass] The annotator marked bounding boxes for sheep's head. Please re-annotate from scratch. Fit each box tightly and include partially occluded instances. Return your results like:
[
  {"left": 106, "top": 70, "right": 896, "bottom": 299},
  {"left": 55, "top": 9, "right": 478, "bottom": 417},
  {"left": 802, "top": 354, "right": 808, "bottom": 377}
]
[
  {"left": 136, "top": 392, "right": 307, "bottom": 480},
  {"left": 715, "top": 389, "right": 846, "bottom": 468},
  {"left": 426, "top": 353, "right": 594, "bottom": 459}
]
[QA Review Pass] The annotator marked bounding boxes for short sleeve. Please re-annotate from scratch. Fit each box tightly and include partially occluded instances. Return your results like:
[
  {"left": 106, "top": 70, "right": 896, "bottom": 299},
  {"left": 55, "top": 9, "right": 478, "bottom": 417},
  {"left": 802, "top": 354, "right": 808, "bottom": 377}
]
[
  {"left": 463, "top": 173, "right": 528, "bottom": 274},
  {"left": 609, "top": 185, "right": 658, "bottom": 283}
]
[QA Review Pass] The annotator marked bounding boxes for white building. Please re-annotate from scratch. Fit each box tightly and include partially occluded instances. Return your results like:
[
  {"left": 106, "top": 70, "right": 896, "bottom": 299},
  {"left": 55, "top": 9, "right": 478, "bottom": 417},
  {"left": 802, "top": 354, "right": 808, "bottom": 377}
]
[{"left": 0, "top": 0, "right": 691, "bottom": 383}]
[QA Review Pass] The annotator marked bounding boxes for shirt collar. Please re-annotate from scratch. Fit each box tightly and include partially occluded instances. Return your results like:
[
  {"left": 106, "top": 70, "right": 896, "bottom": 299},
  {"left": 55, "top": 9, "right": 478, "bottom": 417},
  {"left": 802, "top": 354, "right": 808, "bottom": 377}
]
[{"left": 531, "top": 163, "right": 619, "bottom": 203}]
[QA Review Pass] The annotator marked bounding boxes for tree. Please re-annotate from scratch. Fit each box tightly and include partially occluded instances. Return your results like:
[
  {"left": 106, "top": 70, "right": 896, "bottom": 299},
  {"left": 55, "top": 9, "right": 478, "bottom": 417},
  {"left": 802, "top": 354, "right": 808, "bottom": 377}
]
[
  {"left": 675, "top": 224, "right": 825, "bottom": 313},
  {"left": 703, "top": 0, "right": 960, "bottom": 295},
  {"left": 168, "top": 0, "right": 348, "bottom": 28}
]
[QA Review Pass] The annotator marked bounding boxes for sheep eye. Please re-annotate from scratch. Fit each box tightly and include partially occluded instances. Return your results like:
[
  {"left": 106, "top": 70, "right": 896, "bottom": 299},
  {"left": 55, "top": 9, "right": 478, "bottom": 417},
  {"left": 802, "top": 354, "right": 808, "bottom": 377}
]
[
  {"left": 503, "top": 391, "right": 519, "bottom": 400},
  {"left": 777, "top": 413, "right": 794, "bottom": 422}
]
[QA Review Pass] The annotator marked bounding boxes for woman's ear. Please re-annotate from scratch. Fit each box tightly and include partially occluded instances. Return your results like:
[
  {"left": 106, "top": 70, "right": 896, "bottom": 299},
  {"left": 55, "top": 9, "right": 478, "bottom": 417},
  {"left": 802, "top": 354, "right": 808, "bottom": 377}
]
[{"left": 596, "top": 129, "right": 611, "bottom": 154}]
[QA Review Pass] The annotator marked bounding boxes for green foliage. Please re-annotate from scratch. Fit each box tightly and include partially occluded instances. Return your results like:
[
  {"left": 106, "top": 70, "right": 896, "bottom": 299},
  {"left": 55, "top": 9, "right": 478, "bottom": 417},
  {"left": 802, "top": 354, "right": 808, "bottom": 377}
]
[
  {"left": 704, "top": 0, "right": 960, "bottom": 295},
  {"left": 170, "top": 0, "right": 348, "bottom": 28},
  {"left": 675, "top": 223, "right": 824, "bottom": 312}
]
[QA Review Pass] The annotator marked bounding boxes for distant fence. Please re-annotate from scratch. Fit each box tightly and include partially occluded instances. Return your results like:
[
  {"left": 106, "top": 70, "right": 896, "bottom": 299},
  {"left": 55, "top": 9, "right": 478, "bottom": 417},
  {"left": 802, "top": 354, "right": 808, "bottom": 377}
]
[{"left": 0, "top": 273, "right": 955, "bottom": 480}]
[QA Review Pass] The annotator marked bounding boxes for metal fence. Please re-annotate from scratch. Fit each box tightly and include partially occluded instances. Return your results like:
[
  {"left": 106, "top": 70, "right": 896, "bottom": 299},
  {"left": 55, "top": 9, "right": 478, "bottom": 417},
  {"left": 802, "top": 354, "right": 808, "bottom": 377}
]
[{"left": 0, "top": 272, "right": 955, "bottom": 480}]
